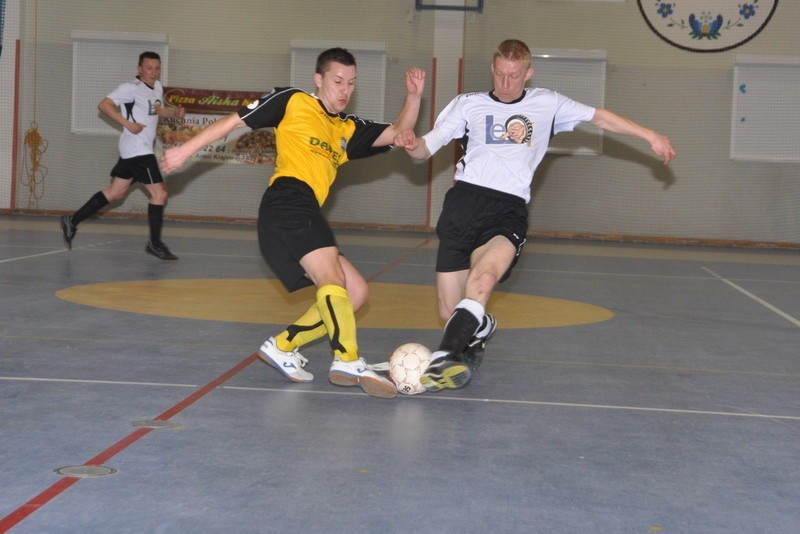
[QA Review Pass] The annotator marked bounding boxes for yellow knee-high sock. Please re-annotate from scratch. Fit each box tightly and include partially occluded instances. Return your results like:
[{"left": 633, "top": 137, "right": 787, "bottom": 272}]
[
  {"left": 274, "top": 302, "right": 327, "bottom": 352},
  {"left": 316, "top": 284, "right": 359, "bottom": 361}
]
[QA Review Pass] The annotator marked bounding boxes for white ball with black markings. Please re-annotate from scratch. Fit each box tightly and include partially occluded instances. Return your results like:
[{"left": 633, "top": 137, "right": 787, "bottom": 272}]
[{"left": 388, "top": 343, "right": 432, "bottom": 396}]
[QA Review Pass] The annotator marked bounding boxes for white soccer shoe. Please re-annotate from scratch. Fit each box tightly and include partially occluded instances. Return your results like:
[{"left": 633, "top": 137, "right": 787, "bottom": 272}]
[
  {"left": 329, "top": 357, "right": 397, "bottom": 399},
  {"left": 257, "top": 337, "right": 313, "bottom": 383}
]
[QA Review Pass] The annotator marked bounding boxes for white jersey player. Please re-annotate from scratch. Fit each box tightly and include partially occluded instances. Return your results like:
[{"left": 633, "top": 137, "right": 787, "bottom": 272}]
[
  {"left": 394, "top": 39, "right": 676, "bottom": 392},
  {"left": 60, "top": 51, "right": 185, "bottom": 260}
]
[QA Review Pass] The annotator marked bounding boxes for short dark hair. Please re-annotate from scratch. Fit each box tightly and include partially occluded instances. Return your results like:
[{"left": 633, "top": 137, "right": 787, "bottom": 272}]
[
  {"left": 139, "top": 51, "right": 161, "bottom": 66},
  {"left": 315, "top": 47, "right": 356, "bottom": 74}
]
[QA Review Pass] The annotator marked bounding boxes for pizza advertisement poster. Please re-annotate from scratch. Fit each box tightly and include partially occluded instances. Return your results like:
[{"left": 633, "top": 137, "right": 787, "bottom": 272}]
[{"left": 158, "top": 87, "right": 276, "bottom": 165}]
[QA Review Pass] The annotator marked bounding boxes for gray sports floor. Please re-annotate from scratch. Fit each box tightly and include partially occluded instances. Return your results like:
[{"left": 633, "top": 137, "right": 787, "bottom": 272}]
[{"left": 1, "top": 214, "right": 799, "bottom": 533}]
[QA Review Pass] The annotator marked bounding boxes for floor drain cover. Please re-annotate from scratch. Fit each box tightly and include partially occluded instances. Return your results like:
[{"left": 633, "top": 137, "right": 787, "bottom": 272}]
[
  {"left": 131, "top": 420, "right": 182, "bottom": 429},
  {"left": 54, "top": 465, "right": 117, "bottom": 478}
]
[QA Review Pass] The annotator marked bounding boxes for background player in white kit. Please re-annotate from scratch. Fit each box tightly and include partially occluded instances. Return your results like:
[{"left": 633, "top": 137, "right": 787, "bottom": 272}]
[
  {"left": 60, "top": 51, "right": 185, "bottom": 260},
  {"left": 394, "top": 39, "right": 676, "bottom": 392}
]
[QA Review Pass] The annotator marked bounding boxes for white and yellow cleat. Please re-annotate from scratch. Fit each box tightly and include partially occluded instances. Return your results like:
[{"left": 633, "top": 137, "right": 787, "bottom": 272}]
[
  {"left": 329, "top": 358, "right": 397, "bottom": 399},
  {"left": 258, "top": 337, "right": 313, "bottom": 383}
]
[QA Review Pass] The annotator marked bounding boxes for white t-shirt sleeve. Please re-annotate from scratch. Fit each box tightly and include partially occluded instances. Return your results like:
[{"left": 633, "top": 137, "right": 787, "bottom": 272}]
[
  {"left": 421, "top": 95, "right": 468, "bottom": 156},
  {"left": 106, "top": 81, "right": 135, "bottom": 107},
  {"left": 552, "top": 91, "right": 596, "bottom": 134}
]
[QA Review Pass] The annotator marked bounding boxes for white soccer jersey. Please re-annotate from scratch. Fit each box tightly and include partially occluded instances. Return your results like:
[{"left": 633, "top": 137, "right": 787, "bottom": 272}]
[
  {"left": 106, "top": 77, "right": 164, "bottom": 159},
  {"left": 423, "top": 88, "right": 595, "bottom": 203}
]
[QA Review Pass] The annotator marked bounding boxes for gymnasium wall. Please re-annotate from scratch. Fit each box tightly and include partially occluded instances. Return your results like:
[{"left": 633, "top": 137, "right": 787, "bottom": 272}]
[
  {"left": 463, "top": 0, "right": 800, "bottom": 244},
  {"left": 8, "top": 0, "right": 800, "bottom": 245}
]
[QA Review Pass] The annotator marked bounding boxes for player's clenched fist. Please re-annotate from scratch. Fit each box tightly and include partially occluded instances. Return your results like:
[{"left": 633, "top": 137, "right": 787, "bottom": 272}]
[{"left": 393, "top": 129, "right": 418, "bottom": 150}]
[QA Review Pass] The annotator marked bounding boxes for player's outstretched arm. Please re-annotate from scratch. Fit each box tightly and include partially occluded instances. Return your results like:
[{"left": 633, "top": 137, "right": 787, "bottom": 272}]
[
  {"left": 374, "top": 67, "right": 426, "bottom": 147},
  {"left": 590, "top": 108, "right": 676, "bottom": 165},
  {"left": 161, "top": 112, "right": 246, "bottom": 173}
]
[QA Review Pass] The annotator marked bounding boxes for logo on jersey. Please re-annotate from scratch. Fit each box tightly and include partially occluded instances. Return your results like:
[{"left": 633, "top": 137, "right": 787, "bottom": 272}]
[
  {"left": 149, "top": 99, "right": 163, "bottom": 116},
  {"left": 485, "top": 114, "right": 533, "bottom": 147},
  {"left": 309, "top": 136, "right": 342, "bottom": 167}
]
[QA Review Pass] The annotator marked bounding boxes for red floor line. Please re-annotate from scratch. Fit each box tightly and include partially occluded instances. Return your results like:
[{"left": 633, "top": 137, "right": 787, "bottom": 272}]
[
  {"left": 0, "top": 353, "right": 259, "bottom": 532},
  {"left": 366, "top": 238, "right": 431, "bottom": 282},
  {"left": 155, "top": 353, "right": 258, "bottom": 421},
  {"left": 83, "top": 428, "right": 154, "bottom": 467},
  {"left": 0, "top": 477, "right": 79, "bottom": 533},
  {"left": 2, "top": 249, "right": 425, "bottom": 531}
]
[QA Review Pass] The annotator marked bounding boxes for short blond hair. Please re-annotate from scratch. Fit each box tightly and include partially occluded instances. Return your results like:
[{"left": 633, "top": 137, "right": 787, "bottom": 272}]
[{"left": 493, "top": 39, "right": 532, "bottom": 67}]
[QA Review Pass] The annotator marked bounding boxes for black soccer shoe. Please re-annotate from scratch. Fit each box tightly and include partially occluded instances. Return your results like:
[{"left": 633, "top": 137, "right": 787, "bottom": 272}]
[
  {"left": 60, "top": 215, "right": 76, "bottom": 250},
  {"left": 463, "top": 313, "right": 497, "bottom": 370},
  {"left": 419, "top": 352, "right": 472, "bottom": 392},
  {"left": 145, "top": 241, "right": 179, "bottom": 260}
]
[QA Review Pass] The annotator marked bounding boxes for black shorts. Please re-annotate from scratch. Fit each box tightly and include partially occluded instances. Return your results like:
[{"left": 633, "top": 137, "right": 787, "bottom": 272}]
[
  {"left": 257, "top": 177, "right": 337, "bottom": 292},
  {"left": 110, "top": 154, "right": 164, "bottom": 184},
  {"left": 436, "top": 181, "right": 528, "bottom": 282}
]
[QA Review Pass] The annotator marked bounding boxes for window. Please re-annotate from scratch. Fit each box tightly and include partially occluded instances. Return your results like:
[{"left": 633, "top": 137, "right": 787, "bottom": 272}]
[
  {"left": 290, "top": 40, "right": 386, "bottom": 122},
  {"left": 71, "top": 30, "right": 168, "bottom": 134}
]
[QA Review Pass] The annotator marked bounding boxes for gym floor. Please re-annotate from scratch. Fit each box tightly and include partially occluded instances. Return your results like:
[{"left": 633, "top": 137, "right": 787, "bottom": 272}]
[{"left": 1, "top": 214, "right": 799, "bottom": 533}]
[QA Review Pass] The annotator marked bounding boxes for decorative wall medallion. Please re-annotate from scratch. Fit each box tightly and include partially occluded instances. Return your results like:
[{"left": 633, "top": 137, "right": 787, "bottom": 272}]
[{"left": 637, "top": 1, "right": 779, "bottom": 52}]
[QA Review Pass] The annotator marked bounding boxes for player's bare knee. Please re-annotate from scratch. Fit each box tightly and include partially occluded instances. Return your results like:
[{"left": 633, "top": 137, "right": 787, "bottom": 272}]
[
  {"left": 347, "top": 280, "right": 369, "bottom": 311},
  {"left": 478, "top": 271, "right": 499, "bottom": 288}
]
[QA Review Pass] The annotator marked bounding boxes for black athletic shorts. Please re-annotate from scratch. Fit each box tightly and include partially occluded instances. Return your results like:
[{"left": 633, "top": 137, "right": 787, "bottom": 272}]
[
  {"left": 258, "top": 177, "right": 337, "bottom": 292},
  {"left": 110, "top": 154, "right": 164, "bottom": 184},
  {"left": 436, "top": 181, "right": 528, "bottom": 283}
]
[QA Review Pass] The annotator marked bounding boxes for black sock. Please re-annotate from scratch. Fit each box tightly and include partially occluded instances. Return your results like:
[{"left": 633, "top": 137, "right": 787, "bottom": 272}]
[
  {"left": 438, "top": 307, "right": 480, "bottom": 354},
  {"left": 71, "top": 191, "right": 109, "bottom": 226},
  {"left": 148, "top": 204, "right": 165, "bottom": 245}
]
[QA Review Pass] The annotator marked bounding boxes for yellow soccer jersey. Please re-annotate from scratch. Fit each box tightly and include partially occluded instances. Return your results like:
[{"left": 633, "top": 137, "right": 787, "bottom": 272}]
[{"left": 238, "top": 88, "right": 391, "bottom": 206}]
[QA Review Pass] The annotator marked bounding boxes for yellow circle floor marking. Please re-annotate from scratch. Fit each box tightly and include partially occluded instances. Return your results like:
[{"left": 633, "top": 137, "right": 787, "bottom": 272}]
[{"left": 56, "top": 279, "right": 614, "bottom": 329}]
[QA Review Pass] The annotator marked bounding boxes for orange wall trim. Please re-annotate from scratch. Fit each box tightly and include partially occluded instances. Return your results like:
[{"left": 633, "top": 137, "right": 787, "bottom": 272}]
[{"left": 10, "top": 40, "right": 21, "bottom": 210}]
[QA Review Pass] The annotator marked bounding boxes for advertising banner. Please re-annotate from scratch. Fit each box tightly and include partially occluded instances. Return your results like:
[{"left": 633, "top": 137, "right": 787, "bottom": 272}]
[{"left": 158, "top": 87, "right": 276, "bottom": 165}]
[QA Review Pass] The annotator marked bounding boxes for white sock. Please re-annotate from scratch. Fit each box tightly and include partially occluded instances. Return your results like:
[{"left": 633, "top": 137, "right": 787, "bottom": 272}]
[{"left": 474, "top": 314, "right": 494, "bottom": 338}]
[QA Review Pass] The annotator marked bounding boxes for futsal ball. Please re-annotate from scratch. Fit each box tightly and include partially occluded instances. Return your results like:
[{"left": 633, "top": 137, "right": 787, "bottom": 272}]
[{"left": 389, "top": 343, "right": 432, "bottom": 396}]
